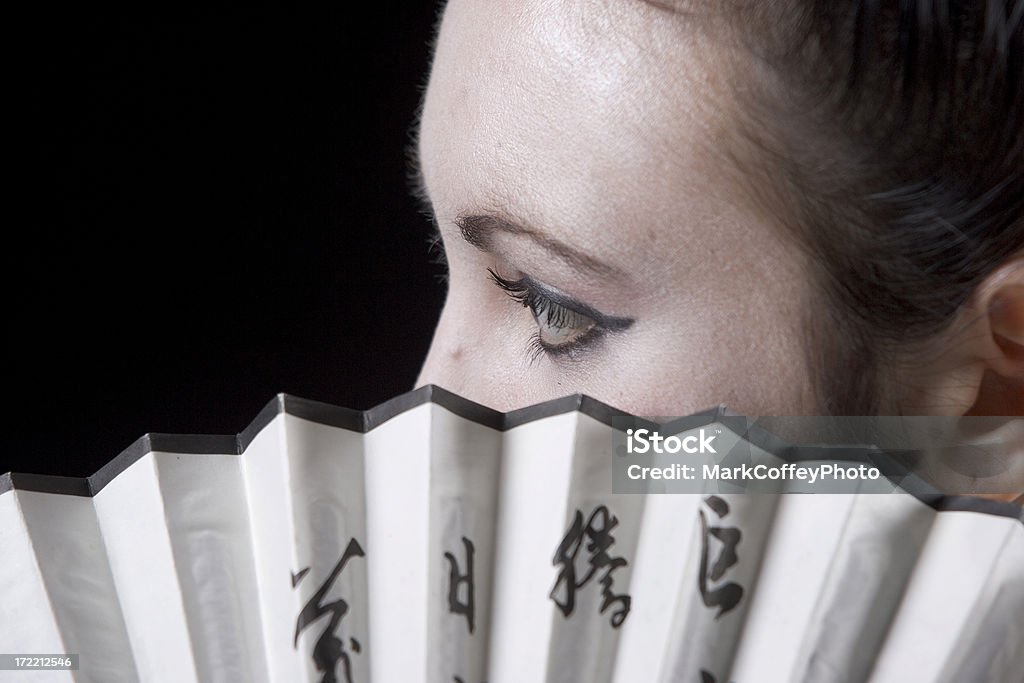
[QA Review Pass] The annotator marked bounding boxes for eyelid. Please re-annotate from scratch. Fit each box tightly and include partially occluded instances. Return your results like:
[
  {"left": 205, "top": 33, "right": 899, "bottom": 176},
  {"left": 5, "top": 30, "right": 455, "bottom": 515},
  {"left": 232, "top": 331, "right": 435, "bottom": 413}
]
[
  {"left": 511, "top": 273, "right": 635, "bottom": 332},
  {"left": 487, "top": 267, "right": 636, "bottom": 361}
]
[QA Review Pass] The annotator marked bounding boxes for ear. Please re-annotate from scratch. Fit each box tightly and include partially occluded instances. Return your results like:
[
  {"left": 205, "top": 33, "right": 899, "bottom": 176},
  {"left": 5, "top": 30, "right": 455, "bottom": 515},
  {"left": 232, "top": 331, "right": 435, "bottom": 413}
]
[
  {"left": 902, "top": 257, "right": 1024, "bottom": 417},
  {"left": 899, "top": 258, "right": 1024, "bottom": 501},
  {"left": 967, "top": 276, "right": 1024, "bottom": 416}
]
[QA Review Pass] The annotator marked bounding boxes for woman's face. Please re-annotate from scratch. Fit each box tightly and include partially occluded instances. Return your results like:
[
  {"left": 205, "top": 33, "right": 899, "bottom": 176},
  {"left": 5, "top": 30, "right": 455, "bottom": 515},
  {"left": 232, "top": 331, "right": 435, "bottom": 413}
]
[{"left": 415, "top": 0, "right": 819, "bottom": 416}]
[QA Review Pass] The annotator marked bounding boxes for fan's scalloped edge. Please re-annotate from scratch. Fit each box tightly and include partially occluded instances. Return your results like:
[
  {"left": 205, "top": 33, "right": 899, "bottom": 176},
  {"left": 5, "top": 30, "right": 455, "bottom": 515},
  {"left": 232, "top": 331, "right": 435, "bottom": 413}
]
[{"left": 1, "top": 385, "right": 1021, "bottom": 524}]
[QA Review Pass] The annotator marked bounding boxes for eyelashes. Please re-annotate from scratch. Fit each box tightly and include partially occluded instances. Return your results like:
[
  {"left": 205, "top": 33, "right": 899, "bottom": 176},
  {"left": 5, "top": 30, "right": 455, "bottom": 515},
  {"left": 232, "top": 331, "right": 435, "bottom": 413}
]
[{"left": 487, "top": 268, "right": 634, "bottom": 360}]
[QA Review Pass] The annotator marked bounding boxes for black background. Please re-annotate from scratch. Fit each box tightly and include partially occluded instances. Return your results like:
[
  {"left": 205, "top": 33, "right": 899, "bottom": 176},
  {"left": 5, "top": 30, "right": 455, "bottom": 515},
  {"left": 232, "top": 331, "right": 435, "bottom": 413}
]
[{"left": 6, "top": 5, "right": 447, "bottom": 477}]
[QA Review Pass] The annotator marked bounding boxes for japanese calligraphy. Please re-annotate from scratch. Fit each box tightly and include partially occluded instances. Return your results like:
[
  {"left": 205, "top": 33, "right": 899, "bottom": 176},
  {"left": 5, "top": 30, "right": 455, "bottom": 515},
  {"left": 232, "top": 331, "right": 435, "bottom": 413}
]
[
  {"left": 444, "top": 536, "right": 476, "bottom": 634},
  {"left": 700, "top": 670, "right": 735, "bottom": 683},
  {"left": 293, "top": 538, "right": 365, "bottom": 683},
  {"left": 550, "top": 505, "right": 632, "bottom": 628},
  {"left": 697, "top": 495, "right": 743, "bottom": 619}
]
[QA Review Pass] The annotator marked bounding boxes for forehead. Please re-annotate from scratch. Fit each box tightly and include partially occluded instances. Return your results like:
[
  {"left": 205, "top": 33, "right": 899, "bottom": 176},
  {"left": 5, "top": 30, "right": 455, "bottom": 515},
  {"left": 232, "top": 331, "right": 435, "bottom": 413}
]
[{"left": 418, "top": 0, "right": 742, "bottom": 252}]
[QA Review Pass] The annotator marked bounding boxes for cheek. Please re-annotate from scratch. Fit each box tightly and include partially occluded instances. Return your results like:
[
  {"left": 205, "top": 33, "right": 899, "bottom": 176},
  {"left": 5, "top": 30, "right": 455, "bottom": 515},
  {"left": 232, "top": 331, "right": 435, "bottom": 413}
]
[{"left": 577, "top": 306, "right": 817, "bottom": 417}]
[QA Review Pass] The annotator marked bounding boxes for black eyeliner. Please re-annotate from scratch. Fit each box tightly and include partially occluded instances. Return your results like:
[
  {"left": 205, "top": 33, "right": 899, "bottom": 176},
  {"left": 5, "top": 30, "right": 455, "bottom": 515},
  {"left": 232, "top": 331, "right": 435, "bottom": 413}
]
[
  {"left": 498, "top": 270, "right": 635, "bottom": 332},
  {"left": 487, "top": 267, "right": 635, "bottom": 360}
]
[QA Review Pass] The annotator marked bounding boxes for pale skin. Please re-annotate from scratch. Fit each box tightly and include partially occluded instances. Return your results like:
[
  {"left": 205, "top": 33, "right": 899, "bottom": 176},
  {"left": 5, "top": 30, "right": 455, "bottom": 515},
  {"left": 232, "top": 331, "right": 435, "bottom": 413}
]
[{"left": 413, "top": 0, "right": 1024, "bottom": 494}]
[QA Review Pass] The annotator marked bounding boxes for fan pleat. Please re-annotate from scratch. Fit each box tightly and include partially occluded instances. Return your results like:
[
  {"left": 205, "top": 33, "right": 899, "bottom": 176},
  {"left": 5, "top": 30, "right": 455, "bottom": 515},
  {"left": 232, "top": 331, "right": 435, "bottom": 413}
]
[{"left": 2, "top": 394, "right": 1021, "bottom": 683}]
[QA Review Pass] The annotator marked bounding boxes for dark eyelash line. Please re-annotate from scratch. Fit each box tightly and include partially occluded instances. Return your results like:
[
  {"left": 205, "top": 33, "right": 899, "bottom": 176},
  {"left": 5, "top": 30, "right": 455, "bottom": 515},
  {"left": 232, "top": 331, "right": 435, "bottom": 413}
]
[
  {"left": 488, "top": 269, "right": 571, "bottom": 330},
  {"left": 488, "top": 268, "right": 597, "bottom": 359},
  {"left": 525, "top": 332, "right": 550, "bottom": 365},
  {"left": 486, "top": 268, "right": 634, "bottom": 332},
  {"left": 487, "top": 267, "right": 634, "bottom": 360}
]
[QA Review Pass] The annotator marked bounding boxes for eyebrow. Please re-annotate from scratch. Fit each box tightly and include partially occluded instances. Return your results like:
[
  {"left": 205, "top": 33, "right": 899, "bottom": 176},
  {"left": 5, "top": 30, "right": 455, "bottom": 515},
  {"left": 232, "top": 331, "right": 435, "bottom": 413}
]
[
  {"left": 456, "top": 213, "right": 627, "bottom": 281},
  {"left": 407, "top": 142, "right": 627, "bottom": 281}
]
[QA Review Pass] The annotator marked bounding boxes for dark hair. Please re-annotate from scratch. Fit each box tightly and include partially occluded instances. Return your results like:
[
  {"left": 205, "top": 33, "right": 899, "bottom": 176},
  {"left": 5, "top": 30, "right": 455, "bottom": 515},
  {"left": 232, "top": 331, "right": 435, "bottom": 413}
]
[{"left": 718, "top": 0, "right": 1023, "bottom": 413}]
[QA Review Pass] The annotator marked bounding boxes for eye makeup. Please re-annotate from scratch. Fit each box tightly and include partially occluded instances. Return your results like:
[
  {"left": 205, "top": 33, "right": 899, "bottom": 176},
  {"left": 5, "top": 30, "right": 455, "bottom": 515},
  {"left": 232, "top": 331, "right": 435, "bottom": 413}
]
[{"left": 487, "top": 267, "right": 635, "bottom": 360}]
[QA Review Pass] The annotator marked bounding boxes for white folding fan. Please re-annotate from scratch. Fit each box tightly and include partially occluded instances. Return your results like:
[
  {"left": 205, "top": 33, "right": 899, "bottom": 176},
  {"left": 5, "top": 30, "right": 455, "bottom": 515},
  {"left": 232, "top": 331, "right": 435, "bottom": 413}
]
[{"left": 1, "top": 386, "right": 1022, "bottom": 683}]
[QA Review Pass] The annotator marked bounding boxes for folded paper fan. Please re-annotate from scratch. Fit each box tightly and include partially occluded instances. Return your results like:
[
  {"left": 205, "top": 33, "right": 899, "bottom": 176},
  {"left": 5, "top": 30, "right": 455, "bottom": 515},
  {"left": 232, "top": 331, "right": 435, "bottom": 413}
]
[{"left": 1, "top": 387, "right": 1022, "bottom": 683}]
